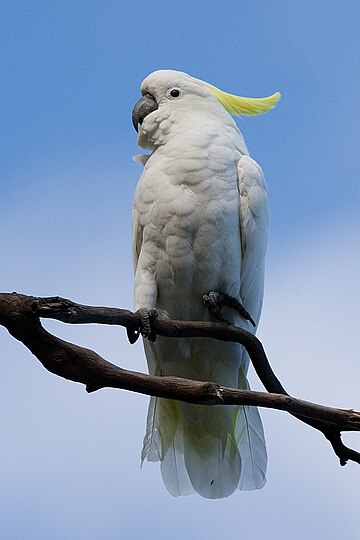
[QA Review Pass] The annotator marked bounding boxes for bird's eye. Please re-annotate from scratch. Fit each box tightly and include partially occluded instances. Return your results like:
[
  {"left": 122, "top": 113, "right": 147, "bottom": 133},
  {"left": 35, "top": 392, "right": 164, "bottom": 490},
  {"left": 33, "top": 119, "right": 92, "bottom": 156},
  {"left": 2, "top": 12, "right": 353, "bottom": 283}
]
[{"left": 167, "top": 87, "right": 183, "bottom": 99}]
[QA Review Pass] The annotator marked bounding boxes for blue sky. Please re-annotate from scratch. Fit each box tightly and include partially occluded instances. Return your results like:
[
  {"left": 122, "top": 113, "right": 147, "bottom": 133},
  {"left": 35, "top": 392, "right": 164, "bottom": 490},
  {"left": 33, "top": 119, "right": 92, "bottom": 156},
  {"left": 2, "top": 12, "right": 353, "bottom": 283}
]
[{"left": 1, "top": 1, "right": 360, "bottom": 538}]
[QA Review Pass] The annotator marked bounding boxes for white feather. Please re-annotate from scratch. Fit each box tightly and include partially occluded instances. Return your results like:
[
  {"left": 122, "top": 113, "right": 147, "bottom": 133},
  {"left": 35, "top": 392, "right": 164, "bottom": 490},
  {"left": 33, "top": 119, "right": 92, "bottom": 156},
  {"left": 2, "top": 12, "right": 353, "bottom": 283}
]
[{"left": 132, "top": 70, "right": 270, "bottom": 498}]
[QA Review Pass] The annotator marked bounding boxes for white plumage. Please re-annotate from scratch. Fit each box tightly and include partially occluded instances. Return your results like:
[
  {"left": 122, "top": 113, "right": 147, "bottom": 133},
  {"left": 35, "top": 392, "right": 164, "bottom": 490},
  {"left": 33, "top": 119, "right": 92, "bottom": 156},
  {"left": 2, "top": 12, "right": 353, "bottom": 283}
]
[{"left": 131, "top": 70, "right": 275, "bottom": 498}]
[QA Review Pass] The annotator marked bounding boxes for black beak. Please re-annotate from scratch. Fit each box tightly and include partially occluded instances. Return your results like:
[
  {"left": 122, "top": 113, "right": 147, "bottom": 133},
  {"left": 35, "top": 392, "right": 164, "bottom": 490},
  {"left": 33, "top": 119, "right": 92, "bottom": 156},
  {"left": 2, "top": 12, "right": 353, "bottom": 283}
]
[{"left": 132, "top": 93, "right": 158, "bottom": 132}]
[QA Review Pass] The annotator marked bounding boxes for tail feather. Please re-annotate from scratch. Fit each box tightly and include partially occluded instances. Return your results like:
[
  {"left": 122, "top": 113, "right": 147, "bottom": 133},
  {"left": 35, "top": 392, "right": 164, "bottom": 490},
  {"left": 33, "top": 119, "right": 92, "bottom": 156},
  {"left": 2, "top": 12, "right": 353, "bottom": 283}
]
[
  {"left": 183, "top": 415, "right": 241, "bottom": 499},
  {"left": 142, "top": 397, "right": 178, "bottom": 463},
  {"left": 141, "top": 396, "right": 161, "bottom": 463},
  {"left": 161, "top": 429, "right": 195, "bottom": 497},
  {"left": 236, "top": 368, "right": 267, "bottom": 490},
  {"left": 236, "top": 405, "right": 267, "bottom": 490},
  {"left": 141, "top": 338, "right": 267, "bottom": 498},
  {"left": 142, "top": 397, "right": 266, "bottom": 498}
]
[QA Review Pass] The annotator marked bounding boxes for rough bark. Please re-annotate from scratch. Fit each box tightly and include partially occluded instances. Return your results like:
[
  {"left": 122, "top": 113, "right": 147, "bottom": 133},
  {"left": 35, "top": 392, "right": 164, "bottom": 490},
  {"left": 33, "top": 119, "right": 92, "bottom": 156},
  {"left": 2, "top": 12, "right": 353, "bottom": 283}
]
[{"left": 1, "top": 291, "right": 359, "bottom": 466}]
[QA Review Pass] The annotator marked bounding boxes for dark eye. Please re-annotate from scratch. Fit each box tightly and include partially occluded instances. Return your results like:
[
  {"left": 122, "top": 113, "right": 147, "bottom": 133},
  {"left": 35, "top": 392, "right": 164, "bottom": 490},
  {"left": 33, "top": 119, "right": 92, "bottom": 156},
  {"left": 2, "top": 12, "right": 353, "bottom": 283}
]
[{"left": 167, "top": 87, "right": 183, "bottom": 99}]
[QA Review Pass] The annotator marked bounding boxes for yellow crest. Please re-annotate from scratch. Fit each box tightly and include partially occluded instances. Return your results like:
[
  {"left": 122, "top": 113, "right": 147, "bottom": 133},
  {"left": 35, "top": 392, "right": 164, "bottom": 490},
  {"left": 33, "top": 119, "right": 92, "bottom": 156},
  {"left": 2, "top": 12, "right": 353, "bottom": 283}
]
[{"left": 204, "top": 84, "right": 281, "bottom": 116}]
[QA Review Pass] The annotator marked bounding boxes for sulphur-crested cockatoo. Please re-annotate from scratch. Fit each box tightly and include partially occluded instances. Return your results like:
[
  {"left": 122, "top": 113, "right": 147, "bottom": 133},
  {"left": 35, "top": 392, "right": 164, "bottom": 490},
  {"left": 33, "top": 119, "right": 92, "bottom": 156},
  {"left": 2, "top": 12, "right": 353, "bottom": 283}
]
[{"left": 131, "top": 70, "right": 280, "bottom": 499}]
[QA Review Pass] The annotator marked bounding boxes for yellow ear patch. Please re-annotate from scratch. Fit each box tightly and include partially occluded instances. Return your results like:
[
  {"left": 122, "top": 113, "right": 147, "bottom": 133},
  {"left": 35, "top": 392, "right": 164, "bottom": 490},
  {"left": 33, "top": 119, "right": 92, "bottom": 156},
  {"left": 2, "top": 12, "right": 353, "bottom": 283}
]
[{"left": 204, "top": 84, "right": 281, "bottom": 116}]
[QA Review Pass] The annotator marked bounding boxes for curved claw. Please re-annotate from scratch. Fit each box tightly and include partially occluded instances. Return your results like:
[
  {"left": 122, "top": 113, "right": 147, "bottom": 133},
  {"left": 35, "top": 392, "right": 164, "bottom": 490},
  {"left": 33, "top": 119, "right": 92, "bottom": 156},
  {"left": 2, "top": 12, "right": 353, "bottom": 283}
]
[
  {"left": 127, "top": 308, "right": 158, "bottom": 344},
  {"left": 127, "top": 326, "right": 141, "bottom": 344},
  {"left": 203, "top": 291, "right": 256, "bottom": 327},
  {"left": 221, "top": 293, "right": 256, "bottom": 327}
]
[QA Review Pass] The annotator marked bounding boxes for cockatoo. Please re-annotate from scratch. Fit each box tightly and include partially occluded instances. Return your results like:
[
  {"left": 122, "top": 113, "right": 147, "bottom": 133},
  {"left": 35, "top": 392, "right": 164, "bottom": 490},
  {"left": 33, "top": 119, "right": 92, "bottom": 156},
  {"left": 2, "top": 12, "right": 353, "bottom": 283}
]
[{"left": 130, "top": 70, "right": 280, "bottom": 499}]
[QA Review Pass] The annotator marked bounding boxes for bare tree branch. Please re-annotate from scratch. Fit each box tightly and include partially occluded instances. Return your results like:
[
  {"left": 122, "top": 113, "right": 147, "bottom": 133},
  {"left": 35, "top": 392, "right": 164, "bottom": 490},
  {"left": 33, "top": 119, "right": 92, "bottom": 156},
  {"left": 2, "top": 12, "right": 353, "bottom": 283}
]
[{"left": 1, "top": 291, "right": 359, "bottom": 467}]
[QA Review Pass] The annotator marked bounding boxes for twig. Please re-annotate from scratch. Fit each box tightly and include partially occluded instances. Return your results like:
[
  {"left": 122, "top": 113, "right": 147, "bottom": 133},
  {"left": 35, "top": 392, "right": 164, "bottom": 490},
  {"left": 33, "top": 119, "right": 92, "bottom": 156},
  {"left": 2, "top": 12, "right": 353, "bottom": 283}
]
[{"left": 0, "top": 292, "right": 359, "bottom": 466}]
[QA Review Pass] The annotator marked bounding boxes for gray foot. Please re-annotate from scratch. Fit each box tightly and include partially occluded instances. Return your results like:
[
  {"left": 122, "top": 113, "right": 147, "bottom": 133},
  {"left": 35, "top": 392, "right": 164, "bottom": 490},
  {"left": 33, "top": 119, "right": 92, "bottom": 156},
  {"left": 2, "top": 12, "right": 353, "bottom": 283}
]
[
  {"left": 203, "top": 291, "right": 255, "bottom": 327},
  {"left": 127, "top": 308, "right": 158, "bottom": 344}
]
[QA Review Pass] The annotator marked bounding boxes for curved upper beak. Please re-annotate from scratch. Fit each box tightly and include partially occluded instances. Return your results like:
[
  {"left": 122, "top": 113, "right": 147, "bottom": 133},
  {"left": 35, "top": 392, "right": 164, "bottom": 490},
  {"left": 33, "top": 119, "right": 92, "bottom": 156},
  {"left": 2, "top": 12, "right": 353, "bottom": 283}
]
[{"left": 132, "top": 93, "right": 158, "bottom": 132}]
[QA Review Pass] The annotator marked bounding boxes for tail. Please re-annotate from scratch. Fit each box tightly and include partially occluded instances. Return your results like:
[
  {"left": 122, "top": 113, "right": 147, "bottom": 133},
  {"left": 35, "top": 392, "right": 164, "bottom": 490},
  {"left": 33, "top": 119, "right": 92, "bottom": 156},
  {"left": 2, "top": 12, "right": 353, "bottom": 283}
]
[
  {"left": 142, "top": 395, "right": 267, "bottom": 498},
  {"left": 141, "top": 337, "right": 267, "bottom": 498}
]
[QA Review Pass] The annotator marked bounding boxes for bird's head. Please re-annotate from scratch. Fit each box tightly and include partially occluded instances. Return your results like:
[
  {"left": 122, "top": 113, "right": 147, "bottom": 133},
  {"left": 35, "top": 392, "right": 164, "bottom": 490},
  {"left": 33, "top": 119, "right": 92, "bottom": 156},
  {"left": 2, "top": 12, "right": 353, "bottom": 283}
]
[{"left": 132, "top": 70, "right": 280, "bottom": 149}]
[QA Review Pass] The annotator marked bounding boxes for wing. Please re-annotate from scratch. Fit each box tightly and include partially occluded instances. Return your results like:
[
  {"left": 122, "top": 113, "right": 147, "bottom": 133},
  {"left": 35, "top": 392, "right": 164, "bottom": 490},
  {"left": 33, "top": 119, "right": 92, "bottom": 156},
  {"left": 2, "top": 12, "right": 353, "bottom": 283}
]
[
  {"left": 237, "top": 155, "right": 269, "bottom": 327},
  {"left": 235, "top": 156, "right": 269, "bottom": 488}
]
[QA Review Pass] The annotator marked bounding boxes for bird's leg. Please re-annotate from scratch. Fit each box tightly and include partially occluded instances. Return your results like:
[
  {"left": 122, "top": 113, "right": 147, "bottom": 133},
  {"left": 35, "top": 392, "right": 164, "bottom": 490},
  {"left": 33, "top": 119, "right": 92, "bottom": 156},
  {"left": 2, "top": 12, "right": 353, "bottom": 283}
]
[
  {"left": 127, "top": 308, "right": 158, "bottom": 344},
  {"left": 203, "top": 291, "right": 256, "bottom": 327}
]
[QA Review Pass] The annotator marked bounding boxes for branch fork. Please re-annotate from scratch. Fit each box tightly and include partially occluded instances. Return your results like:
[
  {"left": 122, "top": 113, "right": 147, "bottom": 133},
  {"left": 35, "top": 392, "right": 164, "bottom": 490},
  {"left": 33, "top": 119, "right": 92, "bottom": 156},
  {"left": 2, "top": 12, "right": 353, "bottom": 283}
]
[{"left": 0, "top": 292, "right": 359, "bottom": 467}]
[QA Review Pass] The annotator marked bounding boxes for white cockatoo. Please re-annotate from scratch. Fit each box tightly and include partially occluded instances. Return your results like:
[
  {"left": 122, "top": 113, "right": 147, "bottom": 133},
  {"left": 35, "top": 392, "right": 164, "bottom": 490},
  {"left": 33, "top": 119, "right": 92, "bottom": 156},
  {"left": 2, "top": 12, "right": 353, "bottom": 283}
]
[{"left": 130, "top": 70, "right": 280, "bottom": 499}]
